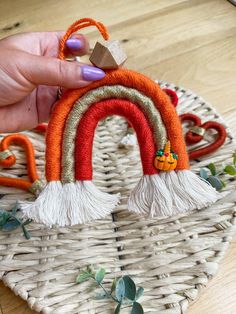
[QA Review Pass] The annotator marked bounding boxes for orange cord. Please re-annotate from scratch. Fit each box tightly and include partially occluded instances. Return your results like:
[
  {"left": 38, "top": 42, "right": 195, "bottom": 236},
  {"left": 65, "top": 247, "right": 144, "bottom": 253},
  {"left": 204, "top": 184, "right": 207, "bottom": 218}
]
[
  {"left": 0, "top": 134, "right": 40, "bottom": 192},
  {"left": 34, "top": 123, "right": 48, "bottom": 133},
  {"left": 59, "top": 18, "right": 110, "bottom": 60}
]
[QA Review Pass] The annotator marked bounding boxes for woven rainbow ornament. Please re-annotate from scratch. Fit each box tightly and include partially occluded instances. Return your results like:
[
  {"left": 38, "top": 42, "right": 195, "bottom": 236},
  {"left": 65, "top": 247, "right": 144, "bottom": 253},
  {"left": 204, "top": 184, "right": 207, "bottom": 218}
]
[{"left": 22, "top": 19, "right": 218, "bottom": 226}]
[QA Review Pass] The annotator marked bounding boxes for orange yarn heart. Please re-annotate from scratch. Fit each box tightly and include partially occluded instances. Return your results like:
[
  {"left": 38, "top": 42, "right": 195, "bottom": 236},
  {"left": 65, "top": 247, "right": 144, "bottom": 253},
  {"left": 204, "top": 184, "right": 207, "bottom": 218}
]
[
  {"left": 180, "top": 113, "right": 227, "bottom": 160},
  {"left": 0, "top": 134, "right": 41, "bottom": 193}
]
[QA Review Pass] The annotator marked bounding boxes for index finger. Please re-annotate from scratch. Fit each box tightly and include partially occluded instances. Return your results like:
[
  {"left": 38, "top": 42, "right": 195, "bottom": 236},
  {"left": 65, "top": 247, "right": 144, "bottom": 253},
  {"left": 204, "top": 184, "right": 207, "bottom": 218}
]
[{"left": 64, "top": 33, "right": 90, "bottom": 57}]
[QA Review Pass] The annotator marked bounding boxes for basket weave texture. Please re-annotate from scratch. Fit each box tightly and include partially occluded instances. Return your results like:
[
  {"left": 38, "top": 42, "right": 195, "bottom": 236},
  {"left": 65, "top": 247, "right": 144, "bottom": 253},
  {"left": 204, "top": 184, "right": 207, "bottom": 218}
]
[{"left": 0, "top": 81, "right": 236, "bottom": 314}]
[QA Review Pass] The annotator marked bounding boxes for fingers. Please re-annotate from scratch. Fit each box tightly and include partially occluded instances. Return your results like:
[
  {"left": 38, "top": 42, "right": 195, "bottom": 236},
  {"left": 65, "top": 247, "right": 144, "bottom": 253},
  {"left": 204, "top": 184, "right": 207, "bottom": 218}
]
[
  {"left": 0, "top": 93, "right": 39, "bottom": 133},
  {"left": 0, "top": 86, "right": 58, "bottom": 133},
  {"left": 65, "top": 34, "right": 90, "bottom": 57},
  {"left": 23, "top": 52, "right": 105, "bottom": 89},
  {"left": 0, "top": 31, "right": 90, "bottom": 58},
  {"left": 43, "top": 31, "right": 90, "bottom": 58},
  {"left": 36, "top": 85, "right": 58, "bottom": 123}
]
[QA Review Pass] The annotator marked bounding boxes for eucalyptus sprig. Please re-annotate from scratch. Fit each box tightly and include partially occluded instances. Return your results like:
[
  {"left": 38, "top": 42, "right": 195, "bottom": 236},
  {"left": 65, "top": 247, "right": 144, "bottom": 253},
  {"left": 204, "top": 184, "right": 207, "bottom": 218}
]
[
  {"left": 199, "top": 153, "right": 236, "bottom": 191},
  {"left": 76, "top": 267, "right": 144, "bottom": 314},
  {"left": 0, "top": 202, "right": 32, "bottom": 239}
]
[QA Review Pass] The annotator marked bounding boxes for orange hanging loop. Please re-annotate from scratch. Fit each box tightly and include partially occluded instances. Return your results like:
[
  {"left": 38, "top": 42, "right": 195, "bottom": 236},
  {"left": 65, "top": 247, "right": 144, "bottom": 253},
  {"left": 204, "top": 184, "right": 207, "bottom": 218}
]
[
  {"left": 59, "top": 18, "right": 110, "bottom": 60},
  {"left": 0, "top": 134, "right": 43, "bottom": 194}
]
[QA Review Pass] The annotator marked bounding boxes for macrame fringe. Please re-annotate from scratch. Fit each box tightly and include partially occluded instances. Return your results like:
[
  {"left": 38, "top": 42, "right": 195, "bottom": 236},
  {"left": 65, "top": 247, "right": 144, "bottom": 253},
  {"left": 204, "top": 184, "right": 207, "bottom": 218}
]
[
  {"left": 21, "top": 171, "right": 218, "bottom": 225},
  {"left": 128, "top": 170, "right": 218, "bottom": 218},
  {"left": 21, "top": 181, "right": 120, "bottom": 227}
]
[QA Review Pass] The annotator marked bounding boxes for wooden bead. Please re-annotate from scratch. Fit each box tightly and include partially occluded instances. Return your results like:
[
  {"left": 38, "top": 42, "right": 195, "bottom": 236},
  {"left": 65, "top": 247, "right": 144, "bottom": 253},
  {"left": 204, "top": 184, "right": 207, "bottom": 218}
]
[{"left": 89, "top": 40, "right": 127, "bottom": 69}]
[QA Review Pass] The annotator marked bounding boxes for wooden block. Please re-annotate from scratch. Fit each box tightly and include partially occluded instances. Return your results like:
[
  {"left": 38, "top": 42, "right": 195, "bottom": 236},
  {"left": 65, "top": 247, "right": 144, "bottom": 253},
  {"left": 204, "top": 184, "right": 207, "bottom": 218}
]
[{"left": 89, "top": 40, "right": 127, "bottom": 69}]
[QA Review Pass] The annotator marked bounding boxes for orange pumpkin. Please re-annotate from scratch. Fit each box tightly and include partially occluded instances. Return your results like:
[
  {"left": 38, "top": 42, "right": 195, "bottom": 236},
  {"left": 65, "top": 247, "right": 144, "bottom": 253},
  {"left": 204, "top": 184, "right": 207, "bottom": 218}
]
[{"left": 154, "top": 141, "right": 178, "bottom": 171}]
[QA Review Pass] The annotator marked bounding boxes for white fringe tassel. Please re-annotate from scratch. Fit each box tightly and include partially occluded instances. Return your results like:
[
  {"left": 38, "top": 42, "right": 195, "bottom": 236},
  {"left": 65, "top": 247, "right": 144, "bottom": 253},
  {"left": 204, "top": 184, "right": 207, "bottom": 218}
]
[
  {"left": 21, "top": 181, "right": 120, "bottom": 227},
  {"left": 21, "top": 170, "right": 219, "bottom": 225},
  {"left": 128, "top": 170, "right": 219, "bottom": 218}
]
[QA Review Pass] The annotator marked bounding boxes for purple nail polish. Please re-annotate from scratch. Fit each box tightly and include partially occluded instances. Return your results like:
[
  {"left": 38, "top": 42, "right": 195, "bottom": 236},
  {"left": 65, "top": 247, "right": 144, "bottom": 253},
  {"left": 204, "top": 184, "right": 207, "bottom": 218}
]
[
  {"left": 66, "top": 38, "right": 83, "bottom": 51},
  {"left": 81, "top": 65, "right": 105, "bottom": 81}
]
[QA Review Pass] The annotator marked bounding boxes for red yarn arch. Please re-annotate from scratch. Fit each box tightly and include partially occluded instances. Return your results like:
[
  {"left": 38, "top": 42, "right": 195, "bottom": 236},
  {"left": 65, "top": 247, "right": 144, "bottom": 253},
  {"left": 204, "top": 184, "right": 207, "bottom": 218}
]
[{"left": 75, "top": 99, "right": 158, "bottom": 180}]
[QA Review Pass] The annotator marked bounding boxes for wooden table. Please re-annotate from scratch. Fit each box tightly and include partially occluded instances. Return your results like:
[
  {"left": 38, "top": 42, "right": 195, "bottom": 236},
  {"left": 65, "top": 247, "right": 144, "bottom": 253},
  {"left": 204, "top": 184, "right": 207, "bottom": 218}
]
[{"left": 0, "top": 0, "right": 236, "bottom": 313}]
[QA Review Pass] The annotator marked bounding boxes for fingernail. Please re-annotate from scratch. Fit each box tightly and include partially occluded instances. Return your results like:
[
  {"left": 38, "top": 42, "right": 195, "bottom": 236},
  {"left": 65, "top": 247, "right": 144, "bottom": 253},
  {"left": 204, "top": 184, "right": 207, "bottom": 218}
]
[
  {"left": 81, "top": 65, "right": 105, "bottom": 81},
  {"left": 66, "top": 38, "right": 83, "bottom": 51}
]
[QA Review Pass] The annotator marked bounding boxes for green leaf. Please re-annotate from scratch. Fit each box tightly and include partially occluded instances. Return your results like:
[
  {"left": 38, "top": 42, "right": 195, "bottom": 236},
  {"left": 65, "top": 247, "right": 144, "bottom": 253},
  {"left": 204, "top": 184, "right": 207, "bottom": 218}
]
[
  {"left": 86, "top": 265, "right": 94, "bottom": 274},
  {"left": 199, "top": 168, "right": 209, "bottom": 180},
  {"left": 233, "top": 152, "right": 236, "bottom": 165},
  {"left": 115, "top": 278, "right": 125, "bottom": 302},
  {"left": 207, "top": 176, "right": 224, "bottom": 191},
  {"left": 111, "top": 278, "right": 117, "bottom": 293},
  {"left": 11, "top": 202, "right": 19, "bottom": 215},
  {"left": 131, "top": 302, "right": 144, "bottom": 314},
  {"left": 224, "top": 165, "right": 236, "bottom": 176},
  {"left": 135, "top": 287, "right": 144, "bottom": 300},
  {"left": 0, "top": 210, "right": 10, "bottom": 226},
  {"left": 123, "top": 275, "right": 136, "bottom": 301},
  {"left": 156, "top": 149, "right": 164, "bottom": 157},
  {"left": 2, "top": 219, "right": 21, "bottom": 231},
  {"left": 95, "top": 268, "right": 106, "bottom": 284},
  {"left": 22, "top": 225, "right": 31, "bottom": 240},
  {"left": 76, "top": 271, "right": 94, "bottom": 284},
  {"left": 207, "top": 163, "right": 216, "bottom": 176},
  {"left": 114, "top": 303, "right": 121, "bottom": 314},
  {"left": 220, "top": 180, "right": 226, "bottom": 188}
]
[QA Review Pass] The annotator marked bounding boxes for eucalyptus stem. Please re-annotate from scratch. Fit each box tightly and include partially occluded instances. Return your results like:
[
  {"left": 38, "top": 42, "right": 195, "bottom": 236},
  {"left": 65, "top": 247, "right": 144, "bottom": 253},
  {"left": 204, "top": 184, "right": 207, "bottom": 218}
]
[
  {"left": 97, "top": 281, "right": 118, "bottom": 303},
  {"left": 0, "top": 203, "right": 31, "bottom": 239},
  {"left": 76, "top": 267, "right": 144, "bottom": 314}
]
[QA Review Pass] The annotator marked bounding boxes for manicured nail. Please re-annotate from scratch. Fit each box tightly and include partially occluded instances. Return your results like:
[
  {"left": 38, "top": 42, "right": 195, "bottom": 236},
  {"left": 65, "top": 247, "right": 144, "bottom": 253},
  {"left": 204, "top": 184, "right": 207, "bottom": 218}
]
[
  {"left": 66, "top": 38, "right": 83, "bottom": 51},
  {"left": 81, "top": 65, "right": 105, "bottom": 81}
]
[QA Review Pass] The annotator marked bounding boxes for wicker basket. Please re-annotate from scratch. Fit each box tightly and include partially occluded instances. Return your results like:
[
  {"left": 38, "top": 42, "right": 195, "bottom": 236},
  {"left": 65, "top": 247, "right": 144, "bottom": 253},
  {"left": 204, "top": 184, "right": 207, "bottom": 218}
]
[{"left": 0, "top": 81, "right": 235, "bottom": 314}]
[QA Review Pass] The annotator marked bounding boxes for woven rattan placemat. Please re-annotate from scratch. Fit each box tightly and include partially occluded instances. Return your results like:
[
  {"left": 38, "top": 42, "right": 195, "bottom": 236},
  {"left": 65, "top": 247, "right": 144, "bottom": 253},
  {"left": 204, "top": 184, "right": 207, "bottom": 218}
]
[{"left": 0, "top": 81, "right": 236, "bottom": 314}]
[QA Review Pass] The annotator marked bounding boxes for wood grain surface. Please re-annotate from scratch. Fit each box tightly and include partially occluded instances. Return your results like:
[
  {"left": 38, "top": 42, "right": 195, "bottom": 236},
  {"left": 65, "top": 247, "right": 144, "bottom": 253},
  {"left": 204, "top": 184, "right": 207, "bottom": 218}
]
[{"left": 0, "top": 0, "right": 236, "bottom": 313}]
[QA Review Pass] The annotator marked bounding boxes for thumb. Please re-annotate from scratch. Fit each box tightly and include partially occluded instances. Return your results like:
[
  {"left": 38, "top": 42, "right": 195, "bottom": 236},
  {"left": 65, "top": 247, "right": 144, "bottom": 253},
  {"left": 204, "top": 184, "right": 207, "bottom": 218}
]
[{"left": 22, "top": 52, "right": 106, "bottom": 89}]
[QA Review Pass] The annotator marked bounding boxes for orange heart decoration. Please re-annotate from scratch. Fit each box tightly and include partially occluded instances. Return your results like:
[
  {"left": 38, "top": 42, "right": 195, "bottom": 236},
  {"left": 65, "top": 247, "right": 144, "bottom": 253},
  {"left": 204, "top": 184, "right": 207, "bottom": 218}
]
[
  {"left": 0, "top": 134, "right": 42, "bottom": 194},
  {"left": 163, "top": 88, "right": 178, "bottom": 107},
  {"left": 180, "top": 113, "right": 227, "bottom": 160}
]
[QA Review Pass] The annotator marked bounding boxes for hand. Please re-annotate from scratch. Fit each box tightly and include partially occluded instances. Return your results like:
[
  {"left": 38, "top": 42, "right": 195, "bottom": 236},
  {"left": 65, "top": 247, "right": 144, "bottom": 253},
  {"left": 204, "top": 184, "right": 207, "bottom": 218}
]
[{"left": 0, "top": 31, "right": 105, "bottom": 132}]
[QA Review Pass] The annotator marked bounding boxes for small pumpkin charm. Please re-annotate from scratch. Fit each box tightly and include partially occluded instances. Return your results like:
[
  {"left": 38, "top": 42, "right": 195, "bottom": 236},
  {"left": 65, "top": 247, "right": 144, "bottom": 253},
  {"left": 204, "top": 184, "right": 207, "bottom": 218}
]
[{"left": 154, "top": 141, "right": 178, "bottom": 171}]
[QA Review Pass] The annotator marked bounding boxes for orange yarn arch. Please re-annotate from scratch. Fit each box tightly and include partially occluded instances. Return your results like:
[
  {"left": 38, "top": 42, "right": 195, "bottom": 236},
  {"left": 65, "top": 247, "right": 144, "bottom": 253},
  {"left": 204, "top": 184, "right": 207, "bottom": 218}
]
[{"left": 46, "top": 68, "right": 189, "bottom": 181}]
